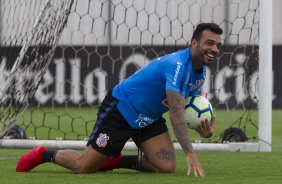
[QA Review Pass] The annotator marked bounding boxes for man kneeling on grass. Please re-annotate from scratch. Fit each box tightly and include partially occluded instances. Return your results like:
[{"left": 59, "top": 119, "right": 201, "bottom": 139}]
[{"left": 16, "top": 22, "right": 222, "bottom": 177}]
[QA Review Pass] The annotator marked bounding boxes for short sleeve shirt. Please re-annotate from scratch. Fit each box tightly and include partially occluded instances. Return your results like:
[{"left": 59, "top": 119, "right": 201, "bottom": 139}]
[{"left": 112, "top": 48, "right": 206, "bottom": 129}]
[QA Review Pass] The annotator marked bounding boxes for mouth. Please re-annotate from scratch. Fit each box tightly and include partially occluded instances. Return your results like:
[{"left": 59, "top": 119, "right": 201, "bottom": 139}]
[{"left": 205, "top": 53, "right": 215, "bottom": 60}]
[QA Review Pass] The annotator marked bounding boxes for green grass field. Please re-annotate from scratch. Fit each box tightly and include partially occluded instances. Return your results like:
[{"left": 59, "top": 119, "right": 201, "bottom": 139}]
[{"left": 0, "top": 109, "right": 282, "bottom": 184}]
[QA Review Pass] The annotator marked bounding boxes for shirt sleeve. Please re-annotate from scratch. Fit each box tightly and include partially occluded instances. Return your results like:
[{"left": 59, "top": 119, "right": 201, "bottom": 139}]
[{"left": 164, "top": 52, "right": 191, "bottom": 96}]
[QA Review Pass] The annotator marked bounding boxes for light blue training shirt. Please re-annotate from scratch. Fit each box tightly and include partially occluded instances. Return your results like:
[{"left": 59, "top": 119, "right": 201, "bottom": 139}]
[{"left": 112, "top": 48, "right": 206, "bottom": 129}]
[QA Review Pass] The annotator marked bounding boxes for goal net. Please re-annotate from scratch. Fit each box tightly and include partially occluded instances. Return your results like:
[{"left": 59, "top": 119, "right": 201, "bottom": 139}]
[
  {"left": 0, "top": 0, "right": 73, "bottom": 137},
  {"left": 0, "top": 0, "right": 272, "bottom": 152}
]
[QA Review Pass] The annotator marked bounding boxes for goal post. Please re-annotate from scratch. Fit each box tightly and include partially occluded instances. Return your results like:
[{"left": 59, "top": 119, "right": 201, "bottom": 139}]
[
  {"left": 0, "top": 0, "right": 272, "bottom": 152},
  {"left": 258, "top": 0, "right": 272, "bottom": 152}
]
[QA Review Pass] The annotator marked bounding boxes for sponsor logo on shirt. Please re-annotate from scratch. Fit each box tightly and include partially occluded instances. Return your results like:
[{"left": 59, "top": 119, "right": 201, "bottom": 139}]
[
  {"left": 191, "top": 79, "right": 204, "bottom": 91},
  {"left": 135, "top": 114, "right": 154, "bottom": 127},
  {"left": 173, "top": 62, "right": 182, "bottom": 85}
]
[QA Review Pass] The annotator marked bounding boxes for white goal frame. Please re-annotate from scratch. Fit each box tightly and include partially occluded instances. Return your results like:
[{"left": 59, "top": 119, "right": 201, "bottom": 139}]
[
  {"left": 257, "top": 0, "right": 272, "bottom": 152},
  {"left": 0, "top": 0, "right": 272, "bottom": 152}
]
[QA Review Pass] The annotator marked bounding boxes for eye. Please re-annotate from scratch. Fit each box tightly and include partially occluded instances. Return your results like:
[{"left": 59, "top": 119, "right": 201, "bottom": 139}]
[
  {"left": 206, "top": 41, "right": 213, "bottom": 45},
  {"left": 217, "top": 44, "right": 222, "bottom": 50}
]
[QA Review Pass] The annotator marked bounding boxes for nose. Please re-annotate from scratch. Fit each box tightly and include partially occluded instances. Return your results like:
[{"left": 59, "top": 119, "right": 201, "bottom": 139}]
[{"left": 211, "top": 44, "right": 219, "bottom": 55}]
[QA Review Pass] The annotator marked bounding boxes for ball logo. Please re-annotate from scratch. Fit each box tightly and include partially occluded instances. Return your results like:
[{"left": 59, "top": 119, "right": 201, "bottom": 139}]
[{"left": 96, "top": 133, "right": 109, "bottom": 147}]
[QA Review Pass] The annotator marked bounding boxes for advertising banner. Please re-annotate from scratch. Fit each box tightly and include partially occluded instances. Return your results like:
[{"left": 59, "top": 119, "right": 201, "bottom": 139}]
[{"left": 1, "top": 46, "right": 280, "bottom": 108}]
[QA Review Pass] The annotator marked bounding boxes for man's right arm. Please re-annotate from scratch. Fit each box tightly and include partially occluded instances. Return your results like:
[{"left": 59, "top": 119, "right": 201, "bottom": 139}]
[
  {"left": 166, "top": 90, "right": 193, "bottom": 154},
  {"left": 166, "top": 90, "right": 205, "bottom": 177}
]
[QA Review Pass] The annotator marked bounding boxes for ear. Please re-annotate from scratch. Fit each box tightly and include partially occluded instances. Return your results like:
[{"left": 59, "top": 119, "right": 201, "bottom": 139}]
[{"left": 190, "top": 39, "right": 197, "bottom": 48}]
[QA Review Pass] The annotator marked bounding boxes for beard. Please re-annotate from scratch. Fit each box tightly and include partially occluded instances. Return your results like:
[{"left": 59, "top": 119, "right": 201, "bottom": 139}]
[{"left": 199, "top": 52, "right": 214, "bottom": 66}]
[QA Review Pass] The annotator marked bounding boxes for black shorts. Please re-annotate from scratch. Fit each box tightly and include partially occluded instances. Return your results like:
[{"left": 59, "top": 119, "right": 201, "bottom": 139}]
[{"left": 87, "top": 90, "right": 168, "bottom": 156}]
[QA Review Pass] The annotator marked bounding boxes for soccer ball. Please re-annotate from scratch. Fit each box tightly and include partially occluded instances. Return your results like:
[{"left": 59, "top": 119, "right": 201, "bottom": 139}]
[{"left": 184, "top": 95, "right": 213, "bottom": 129}]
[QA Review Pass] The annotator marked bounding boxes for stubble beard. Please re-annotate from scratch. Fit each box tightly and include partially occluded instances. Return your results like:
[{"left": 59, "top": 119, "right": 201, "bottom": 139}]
[{"left": 200, "top": 52, "right": 213, "bottom": 66}]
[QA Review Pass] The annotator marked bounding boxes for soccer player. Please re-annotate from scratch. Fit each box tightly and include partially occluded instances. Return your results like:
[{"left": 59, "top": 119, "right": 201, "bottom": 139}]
[{"left": 16, "top": 22, "right": 222, "bottom": 177}]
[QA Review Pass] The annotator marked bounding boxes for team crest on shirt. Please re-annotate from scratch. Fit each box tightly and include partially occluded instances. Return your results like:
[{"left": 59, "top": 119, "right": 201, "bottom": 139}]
[{"left": 96, "top": 133, "right": 109, "bottom": 147}]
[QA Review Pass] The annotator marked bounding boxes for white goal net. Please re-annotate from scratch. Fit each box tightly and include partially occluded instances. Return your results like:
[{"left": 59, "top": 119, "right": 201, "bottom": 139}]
[{"left": 0, "top": 0, "right": 272, "bottom": 152}]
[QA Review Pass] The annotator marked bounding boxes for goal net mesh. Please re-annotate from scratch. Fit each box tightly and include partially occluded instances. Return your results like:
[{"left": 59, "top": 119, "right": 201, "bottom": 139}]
[
  {"left": 0, "top": 0, "right": 74, "bottom": 137},
  {"left": 0, "top": 0, "right": 260, "bottom": 143}
]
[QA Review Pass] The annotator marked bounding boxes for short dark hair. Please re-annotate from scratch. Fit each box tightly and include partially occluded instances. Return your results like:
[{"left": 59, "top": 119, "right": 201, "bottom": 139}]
[{"left": 191, "top": 23, "right": 223, "bottom": 41}]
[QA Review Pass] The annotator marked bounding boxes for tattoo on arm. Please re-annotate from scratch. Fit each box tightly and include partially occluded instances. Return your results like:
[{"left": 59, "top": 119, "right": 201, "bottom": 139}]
[{"left": 166, "top": 90, "right": 194, "bottom": 154}]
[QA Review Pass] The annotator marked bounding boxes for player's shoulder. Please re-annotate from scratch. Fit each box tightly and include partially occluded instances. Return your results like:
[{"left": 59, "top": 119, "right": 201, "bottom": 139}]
[
  {"left": 171, "top": 48, "right": 190, "bottom": 57},
  {"left": 161, "top": 48, "right": 190, "bottom": 62}
]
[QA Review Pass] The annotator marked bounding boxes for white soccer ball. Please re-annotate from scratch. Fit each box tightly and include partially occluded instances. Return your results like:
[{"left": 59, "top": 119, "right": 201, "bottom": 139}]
[{"left": 184, "top": 95, "right": 213, "bottom": 129}]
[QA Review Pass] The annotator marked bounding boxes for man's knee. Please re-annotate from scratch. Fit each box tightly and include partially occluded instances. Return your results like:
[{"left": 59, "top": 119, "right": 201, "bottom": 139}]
[
  {"left": 157, "top": 162, "right": 176, "bottom": 173},
  {"left": 73, "top": 161, "right": 99, "bottom": 174},
  {"left": 72, "top": 160, "right": 91, "bottom": 174}
]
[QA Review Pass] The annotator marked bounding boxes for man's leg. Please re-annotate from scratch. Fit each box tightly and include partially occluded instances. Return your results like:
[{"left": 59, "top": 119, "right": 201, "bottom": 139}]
[
  {"left": 119, "top": 154, "right": 157, "bottom": 172},
  {"left": 119, "top": 116, "right": 175, "bottom": 173},
  {"left": 16, "top": 145, "right": 113, "bottom": 173},
  {"left": 114, "top": 131, "right": 175, "bottom": 173},
  {"left": 53, "top": 145, "right": 109, "bottom": 173},
  {"left": 138, "top": 132, "right": 176, "bottom": 173}
]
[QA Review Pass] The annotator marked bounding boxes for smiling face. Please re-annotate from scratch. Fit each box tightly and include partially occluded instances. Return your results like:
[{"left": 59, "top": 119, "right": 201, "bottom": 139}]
[{"left": 190, "top": 29, "right": 222, "bottom": 70}]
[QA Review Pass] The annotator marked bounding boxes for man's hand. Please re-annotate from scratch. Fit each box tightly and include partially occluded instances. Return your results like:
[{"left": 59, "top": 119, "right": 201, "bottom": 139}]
[
  {"left": 194, "top": 115, "right": 215, "bottom": 138},
  {"left": 186, "top": 152, "right": 205, "bottom": 177}
]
